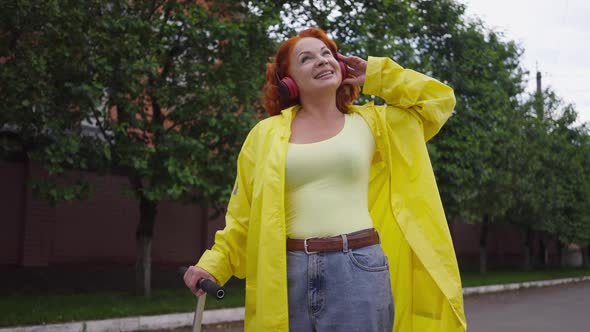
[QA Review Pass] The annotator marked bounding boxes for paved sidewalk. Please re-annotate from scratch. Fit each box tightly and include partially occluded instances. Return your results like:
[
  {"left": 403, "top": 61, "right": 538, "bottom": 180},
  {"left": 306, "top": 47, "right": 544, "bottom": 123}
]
[
  {"left": 465, "top": 279, "right": 590, "bottom": 331},
  {"left": 3, "top": 276, "right": 589, "bottom": 332}
]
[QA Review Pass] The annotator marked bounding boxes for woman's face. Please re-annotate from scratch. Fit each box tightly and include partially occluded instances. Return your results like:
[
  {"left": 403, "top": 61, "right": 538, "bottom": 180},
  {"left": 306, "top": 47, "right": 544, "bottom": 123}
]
[{"left": 288, "top": 37, "right": 341, "bottom": 96}]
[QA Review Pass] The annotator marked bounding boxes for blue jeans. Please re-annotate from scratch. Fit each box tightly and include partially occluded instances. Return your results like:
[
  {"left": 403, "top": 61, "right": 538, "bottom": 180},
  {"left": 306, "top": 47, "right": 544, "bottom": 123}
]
[{"left": 287, "top": 244, "right": 395, "bottom": 331}]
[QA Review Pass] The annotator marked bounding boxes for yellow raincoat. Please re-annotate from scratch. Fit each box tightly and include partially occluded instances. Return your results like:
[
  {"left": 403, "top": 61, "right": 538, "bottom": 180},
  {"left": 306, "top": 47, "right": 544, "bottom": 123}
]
[{"left": 197, "top": 56, "right": 467, "bottom": 331}]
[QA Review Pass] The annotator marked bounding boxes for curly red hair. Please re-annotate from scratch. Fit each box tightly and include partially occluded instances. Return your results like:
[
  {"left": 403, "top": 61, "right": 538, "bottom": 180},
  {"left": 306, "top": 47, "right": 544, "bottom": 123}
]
[{"left": 262, "top": 28, "right": 360, "bottom": 116}]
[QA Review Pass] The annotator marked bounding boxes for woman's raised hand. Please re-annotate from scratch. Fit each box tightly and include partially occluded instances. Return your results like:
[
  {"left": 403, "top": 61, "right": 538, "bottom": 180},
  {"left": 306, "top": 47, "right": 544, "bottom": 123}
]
[{"left": 338, "top": 53, "right": 367, "bottom": 86}]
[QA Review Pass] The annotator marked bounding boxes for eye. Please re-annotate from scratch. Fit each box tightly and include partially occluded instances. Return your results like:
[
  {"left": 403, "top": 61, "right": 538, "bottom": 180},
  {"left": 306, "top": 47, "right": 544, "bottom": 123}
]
[
  {"left": 301, "top": 56, "right": 310, "bottom": 63},
  {"left": 323, "top": 50, "right": 332, "bottom": 56}
]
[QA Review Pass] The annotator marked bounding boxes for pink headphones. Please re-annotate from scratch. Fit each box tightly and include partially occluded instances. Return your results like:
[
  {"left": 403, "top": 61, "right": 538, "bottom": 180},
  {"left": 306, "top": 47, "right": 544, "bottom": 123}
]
[{"left": 276, "top": 60, "right": 348, "bottom": 99}]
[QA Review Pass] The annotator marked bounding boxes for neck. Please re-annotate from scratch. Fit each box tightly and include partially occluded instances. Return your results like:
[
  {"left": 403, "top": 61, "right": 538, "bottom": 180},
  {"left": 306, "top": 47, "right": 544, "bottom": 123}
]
[{"left": 298, "top": 90, "right": 340, "bottom": 119}]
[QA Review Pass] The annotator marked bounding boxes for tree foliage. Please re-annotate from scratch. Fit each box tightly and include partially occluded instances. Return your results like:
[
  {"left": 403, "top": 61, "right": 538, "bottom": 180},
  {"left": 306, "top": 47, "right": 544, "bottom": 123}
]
[{"left": 1, "top": 0, "right": 280, "bottom": 294}]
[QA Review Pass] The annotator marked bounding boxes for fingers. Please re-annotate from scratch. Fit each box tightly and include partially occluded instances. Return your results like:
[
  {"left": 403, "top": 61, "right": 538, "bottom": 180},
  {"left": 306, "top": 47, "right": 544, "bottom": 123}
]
[
  {"left": 337, "top": 53, "right": 367, "bottom": 67},
  {"left": 337, "top": 53, "right": 358, "bottom": 62},
  {"left": 336, "top": 53, "right": 349, "bottom": 61},
  {"left": 342, "top": 76, "right": 365, "bottom": 85},
  {"left": 183, "top": 266, "right": 198, "bottom": 295},
  {"left": 337, "top": 53, "right": 367, "bottom": 86},
  {"left": 183, "top": 265, "right": 216, "bottom": 297}
]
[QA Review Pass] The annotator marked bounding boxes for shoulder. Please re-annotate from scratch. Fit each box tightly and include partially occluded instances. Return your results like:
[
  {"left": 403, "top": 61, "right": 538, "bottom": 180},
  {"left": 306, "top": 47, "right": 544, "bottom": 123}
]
[
  {"left": 348, "top": 102, "right": 387, "bottom": 126},
  {"left": 252, "top": 114, "right": 283, "bottom": 132},
  {"left": 245, "top": 115, "right": 282, "bottom": 141},
  {"left": 349, "top": 102, "right": 388, "bottom": 115},
  {"left": 350, "top": 103, "right": 426, "bottom": 145},
  {"left": 346, "top": 110, "right": 372, "bottom": 132},
  {"left": 240, "top": 114, "right": 284, "bottom": 151},
  {"left": 352, "top": 102, "right": 421, "bottom": 126}
]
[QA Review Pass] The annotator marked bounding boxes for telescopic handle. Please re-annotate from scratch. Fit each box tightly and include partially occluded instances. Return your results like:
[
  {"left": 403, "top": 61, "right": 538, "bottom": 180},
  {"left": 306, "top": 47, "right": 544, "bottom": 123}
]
[
  {"left": 179, "top": 266, "right": 225, "bottom": 300},
  {"left": 197, "top": 278, "right": 225, "bottom": 299}
]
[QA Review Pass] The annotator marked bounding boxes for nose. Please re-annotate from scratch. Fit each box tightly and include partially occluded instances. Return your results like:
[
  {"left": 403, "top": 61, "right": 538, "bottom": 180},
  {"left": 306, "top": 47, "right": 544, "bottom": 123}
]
[{"left": 315, "top": 57, "right": 329, "bottom": 67}]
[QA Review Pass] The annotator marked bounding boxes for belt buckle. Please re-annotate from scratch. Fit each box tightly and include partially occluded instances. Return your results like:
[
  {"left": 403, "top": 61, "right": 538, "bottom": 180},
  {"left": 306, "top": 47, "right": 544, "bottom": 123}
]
[{"left": 304, "top": 238, "right": 319, "bottom": 255}]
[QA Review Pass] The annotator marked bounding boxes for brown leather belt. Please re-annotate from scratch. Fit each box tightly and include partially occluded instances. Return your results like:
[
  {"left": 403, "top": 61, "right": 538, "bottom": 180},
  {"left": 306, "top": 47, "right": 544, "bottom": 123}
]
[{"left": 287, "top": 228, "right": 380, "bottom": 254}]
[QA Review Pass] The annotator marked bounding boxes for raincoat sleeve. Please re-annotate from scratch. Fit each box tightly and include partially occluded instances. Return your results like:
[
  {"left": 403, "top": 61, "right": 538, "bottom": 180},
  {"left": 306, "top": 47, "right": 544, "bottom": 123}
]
[
  {"left": 195, "top": 128, "right": 256, "bottom": 286},
  {"left": 362, "top": 56, "right": 456, "bottom": 141}
]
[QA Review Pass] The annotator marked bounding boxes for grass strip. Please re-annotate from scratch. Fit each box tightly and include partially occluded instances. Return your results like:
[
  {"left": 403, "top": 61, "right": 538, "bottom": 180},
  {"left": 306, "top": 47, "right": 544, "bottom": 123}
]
[
  {"left": 460, "top": 268, "right": 590, "bottom": 287},
  {"left": 0, "top": 284, "right": 245, "bottom": 327},
  {"left": 1, "top": 268, "right": 589, "bottom": 327}
]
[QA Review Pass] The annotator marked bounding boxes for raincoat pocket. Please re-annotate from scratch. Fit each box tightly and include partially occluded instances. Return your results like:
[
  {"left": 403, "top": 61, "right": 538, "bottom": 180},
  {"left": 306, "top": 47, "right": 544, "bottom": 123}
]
[{"left": 412, "top": 256, "right": 443, "bottom": 320}]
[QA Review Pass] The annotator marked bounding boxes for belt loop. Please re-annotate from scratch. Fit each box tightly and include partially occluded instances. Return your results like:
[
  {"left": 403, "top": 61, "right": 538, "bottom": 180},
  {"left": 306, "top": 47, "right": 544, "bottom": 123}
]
[{"left": 340, "top": 234, "right": 348, "bottom": 253}]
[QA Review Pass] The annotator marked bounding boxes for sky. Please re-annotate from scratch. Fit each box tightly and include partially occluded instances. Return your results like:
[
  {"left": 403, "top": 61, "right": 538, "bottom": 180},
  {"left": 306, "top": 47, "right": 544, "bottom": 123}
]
[{"left": 461, "top": 0, "right": 590, "bottom": 124}]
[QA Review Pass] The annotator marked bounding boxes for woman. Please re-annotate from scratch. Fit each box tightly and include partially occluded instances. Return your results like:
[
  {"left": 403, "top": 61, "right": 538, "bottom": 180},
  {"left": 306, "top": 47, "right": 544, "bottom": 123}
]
[{"left": 184, "top": 28, "right": 466, "bottom": 332}]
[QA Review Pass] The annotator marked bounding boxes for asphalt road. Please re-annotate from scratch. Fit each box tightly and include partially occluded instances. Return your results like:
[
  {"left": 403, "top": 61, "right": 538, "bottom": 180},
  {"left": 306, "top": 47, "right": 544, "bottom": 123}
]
[
  {"left": 159, "top": 281, "right": 590, "bottom": 332},
  {"left": 465, "top": 281, "right": 590, "bottom": 332}
]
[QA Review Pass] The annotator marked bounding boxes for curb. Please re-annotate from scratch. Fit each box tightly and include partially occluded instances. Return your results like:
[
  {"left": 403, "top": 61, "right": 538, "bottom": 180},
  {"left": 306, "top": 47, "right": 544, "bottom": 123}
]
[
  {"left": 0, "top": 308, "right": 245, "bottom": 332},
  {"left": 2, "top": 276, "right": 589, "bottom": 332},
  {"left": 462, "top": 275, "right": 590, "bottom": 296}
]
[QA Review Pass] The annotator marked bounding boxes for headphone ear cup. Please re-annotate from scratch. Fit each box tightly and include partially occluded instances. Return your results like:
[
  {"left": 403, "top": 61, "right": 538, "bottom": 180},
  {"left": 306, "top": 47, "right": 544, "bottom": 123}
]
[
  {"left": 276, "top": 73, "right": 299, "bottom": 99},
  {"left": 281, "top": 76, "right": 299, "bottom": 99},
  {"left": 277, "top": 79, "right": 290, "bottom": 98},
  {"left": 339, "top": 60, "right": 348, "bottom": 81}
]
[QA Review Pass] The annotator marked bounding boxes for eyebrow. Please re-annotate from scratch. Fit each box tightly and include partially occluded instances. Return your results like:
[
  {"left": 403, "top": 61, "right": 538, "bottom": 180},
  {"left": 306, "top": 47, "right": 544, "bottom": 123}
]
[{"left": 297, "top": 46, "right": 328, "bottom": 57}]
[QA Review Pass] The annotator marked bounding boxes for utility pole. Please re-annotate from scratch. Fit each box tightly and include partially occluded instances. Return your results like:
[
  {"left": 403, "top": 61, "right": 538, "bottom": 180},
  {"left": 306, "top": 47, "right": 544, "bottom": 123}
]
[{"left": 535, "top": 62, "right": 544, "bottom": 119}]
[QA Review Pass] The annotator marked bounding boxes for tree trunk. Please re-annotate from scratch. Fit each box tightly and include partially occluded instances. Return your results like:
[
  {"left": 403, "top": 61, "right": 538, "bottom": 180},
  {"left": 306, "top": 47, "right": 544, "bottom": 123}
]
[
  {"left": 200, "top": 201, "right": 209, "bottom": 256},
  {"left": 559, "top": 242, "right": 567, "bottom": 268},
  {"left": 136, "top": 234, "right": 152, "bottom": 296},
  {"left": 538, "top": 236, "right": 547, "bottom": 269},
  {"left": 544, "top": 242, "right": 550, "bottom": 268},
  {"left": 524, "top": 228, "right": 533, "bottom": 271},
  {"left": 18, "top": 154, "right": 30, "bottom": 266},
  {"left": 479, "top": 215, "right": 489, "bottom": 274},
  {"left": 135, "top": 196, "right": 157, "bottom": 296},
  {"left": 538, "top": 236, "right": 551, "bottom": 269}
]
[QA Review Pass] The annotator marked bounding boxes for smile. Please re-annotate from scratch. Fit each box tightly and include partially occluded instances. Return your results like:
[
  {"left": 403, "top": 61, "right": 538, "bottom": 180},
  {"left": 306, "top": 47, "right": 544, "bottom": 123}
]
[{"left": 314, "top": 70, "right": 334, "bottom": 79}]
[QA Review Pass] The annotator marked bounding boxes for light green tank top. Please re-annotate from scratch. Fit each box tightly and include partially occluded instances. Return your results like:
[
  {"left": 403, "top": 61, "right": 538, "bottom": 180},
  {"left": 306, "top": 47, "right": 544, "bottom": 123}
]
[{"left": 285, "top": 112, "right": 376, "bottom": 239}]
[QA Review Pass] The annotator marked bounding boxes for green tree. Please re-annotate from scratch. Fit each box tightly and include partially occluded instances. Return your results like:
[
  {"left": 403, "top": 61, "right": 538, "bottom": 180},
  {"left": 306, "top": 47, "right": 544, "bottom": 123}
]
[
  {"left": 505, "top": 86, "right": 590, "bottom": 269},
  {"left": 0, "top": 0, "right": 278, "bottom": 295},
  {"left": 502, "top": 101, "right": 547, "bottom": 270},
  {"left": 532, "top": 91, "right": 590, "bottom": 267}
]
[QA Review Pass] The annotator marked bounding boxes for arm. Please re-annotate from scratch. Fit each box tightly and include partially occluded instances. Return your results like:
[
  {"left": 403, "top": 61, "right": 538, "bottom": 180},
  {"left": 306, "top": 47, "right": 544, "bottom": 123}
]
[
  {"left": 194, "top": 128, "right": 256, "bottom": 286},
  {"left": 364, "top": 56, "right": 456, "bottom": 141},
  {"left": 340, "top": 55, "right": 456, "bottom": 141}
]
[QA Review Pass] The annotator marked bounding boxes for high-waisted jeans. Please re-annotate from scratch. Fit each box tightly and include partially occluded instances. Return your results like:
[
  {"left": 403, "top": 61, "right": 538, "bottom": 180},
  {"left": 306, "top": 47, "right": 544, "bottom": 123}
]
[{"left": 287, "top": 244, "right": 395, "bottom": 332}]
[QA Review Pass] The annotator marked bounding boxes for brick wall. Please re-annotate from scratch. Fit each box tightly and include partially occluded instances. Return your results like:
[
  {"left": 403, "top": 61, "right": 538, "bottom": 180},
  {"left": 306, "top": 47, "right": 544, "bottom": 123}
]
[
  {"left": 1, "top": 160, "right": 554, "bottom": 269},
  {"left": 0, "top": 160, "right": 224, "bottom": 267},
  {"left": 0, "top": 161, "right": 25, "bottom": 265}
]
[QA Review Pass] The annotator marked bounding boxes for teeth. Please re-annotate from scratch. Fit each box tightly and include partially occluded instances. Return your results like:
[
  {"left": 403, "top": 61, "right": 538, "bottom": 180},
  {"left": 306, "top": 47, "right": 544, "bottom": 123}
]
[{"left": 316, "top": 71, "right": 333, "bottom": 78}]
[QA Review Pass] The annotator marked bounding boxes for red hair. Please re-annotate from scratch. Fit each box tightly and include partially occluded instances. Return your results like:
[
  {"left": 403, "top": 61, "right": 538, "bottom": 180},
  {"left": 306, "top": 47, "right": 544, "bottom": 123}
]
[{"left": 262, "top": 28, "right": 360, "bottom": 116}]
